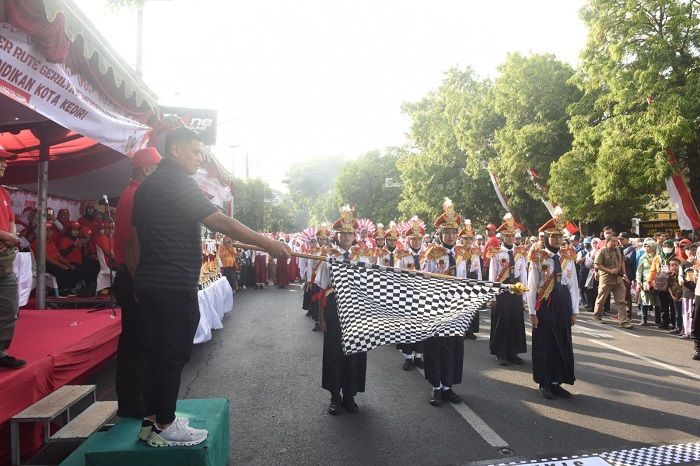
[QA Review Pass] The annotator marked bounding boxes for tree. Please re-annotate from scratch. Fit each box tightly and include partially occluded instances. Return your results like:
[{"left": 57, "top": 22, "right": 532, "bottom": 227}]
[
  {"left": 285, "top": 157, "right": 346, "bottom": 227},
  {"left": 551, "top": 0, "right": 700, "bottom": 223},
  {"left": 399, "top": 69, "right": 503, "bottom": 230},
  {"left": 333, "top": 148, "right": 403, "bottom": 223},
  {"left": 232, "top": 178, "right": 273, "bottom": 232},
  {"left": 489, "top": 53, "right": 581, "bottom": 229}
]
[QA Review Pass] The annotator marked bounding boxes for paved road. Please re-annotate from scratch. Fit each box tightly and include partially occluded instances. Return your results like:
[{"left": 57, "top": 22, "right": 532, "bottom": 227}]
[{"left": 173, "top": 283, "right": 700, "bottom": 465}]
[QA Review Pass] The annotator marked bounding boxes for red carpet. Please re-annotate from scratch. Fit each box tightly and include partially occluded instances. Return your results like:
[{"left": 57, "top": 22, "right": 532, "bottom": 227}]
[{"left": 0, "top": 309, "right": 121, "bottom": 465}]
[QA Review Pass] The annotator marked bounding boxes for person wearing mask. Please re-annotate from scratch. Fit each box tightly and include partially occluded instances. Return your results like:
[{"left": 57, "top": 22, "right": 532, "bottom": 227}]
[
  {"left": 422, "top": 198, "right": 467, "bottom": 406},
  {"left": 593, "top": 235, "right": 633, "bottom": 328},
  {"left": 636, "top": 239, "right": 660, "bottom": 326},
  {"left": 526, "top": 208, "right": 579, "bottom": 400},
  {"left": 619, "top": 232, "right": 637, "bottom": 321},
  {"left": 315, "top": 206, "right": 371, "bottom": 415},
  {"left": 395, "top": 217, "right": 427, "bottom": 370},
  {"left": 679, "top": 243, "right": 697, "bottom": 339},
  {"left": 668, "top": 257, "right": 684, "bottom": 335},
  {"left": 112, "top": 146, "right": 161, "bottom": 419},
  {"left": 488, "top": 214, "right": 527, "bottom": 366},
  {"left": 650, "top": 239, "right": 677, "bottom": 329},
  {"left": 576, "top": 237, "right": 593, "bottom": 310}
]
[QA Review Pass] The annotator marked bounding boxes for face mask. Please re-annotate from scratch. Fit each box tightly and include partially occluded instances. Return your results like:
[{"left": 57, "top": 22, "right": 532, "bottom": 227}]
[{"left": 662, "top": 247, "right": 673, "bottom": 254}]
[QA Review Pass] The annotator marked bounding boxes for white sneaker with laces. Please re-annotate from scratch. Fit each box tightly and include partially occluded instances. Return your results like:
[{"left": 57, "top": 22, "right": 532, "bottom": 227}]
[
  {"left": 139, "top": 417, "right": 190, "bottom": 442},
  {"left": 147, "top": 418, "right": 208, "bottom": 447}
]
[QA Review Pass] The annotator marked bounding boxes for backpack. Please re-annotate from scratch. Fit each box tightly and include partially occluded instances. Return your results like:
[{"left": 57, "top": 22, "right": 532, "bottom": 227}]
[{"left": 654, "top": 259, "right": 670, "bottom": 292}]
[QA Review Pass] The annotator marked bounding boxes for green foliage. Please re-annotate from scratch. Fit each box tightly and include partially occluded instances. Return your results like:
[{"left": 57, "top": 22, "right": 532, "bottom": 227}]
[
  {"left": 399, "top": 71, "right": 503, "bottom": 231},
  {"left": 285, "top": 157, "right": 346, "bottom": 227},
  {"left": 333, "top": 148, "right": 402, "bottom": 223},
  {"left": 232, "top": 178, "right": 294, "bottom": 232},
  {"left": 552, "top": 0, "right": 700, "bottom": 224}
]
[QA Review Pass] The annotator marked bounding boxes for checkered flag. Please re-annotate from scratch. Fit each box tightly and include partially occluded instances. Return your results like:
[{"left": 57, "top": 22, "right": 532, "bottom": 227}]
[{"left": 329, "top": 259, "right": 506, "bottom": 355}]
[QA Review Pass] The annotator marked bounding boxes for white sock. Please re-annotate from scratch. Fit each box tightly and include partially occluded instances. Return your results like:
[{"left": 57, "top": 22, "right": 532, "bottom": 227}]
[
  {"left": 404, "top": 353, "right": 413, "bottom": 360},
  {"left": 441, "top": 385, "right": 451, "bottom": 391},
  {"left": 433, "top": 384, "right": 442, "bottom": 391},
  {"left": 415, "top": 353, "right": 422, "bottom": 359}
]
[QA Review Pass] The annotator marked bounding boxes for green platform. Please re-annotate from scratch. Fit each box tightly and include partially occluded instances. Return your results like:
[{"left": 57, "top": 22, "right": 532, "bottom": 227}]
[{"left": 60, "top": 398, "right": 230, "bottom": 466}]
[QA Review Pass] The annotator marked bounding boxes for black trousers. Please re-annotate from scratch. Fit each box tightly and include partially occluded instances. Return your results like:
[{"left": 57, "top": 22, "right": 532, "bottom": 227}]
[
  {"left": 113, "top": 266, "right": 147, "bottom": 417},
  {"left": 46, "top": 263, "right": 77, "bottom": 290},
  {"left": 221, "top": 266, "right": 237, "bottom": 291},
  {"left": 136, "top": 288, "right": 200, "bottom": 424},
  {"left": 658, "top": 290, "right": 673, "bottom": 327}
]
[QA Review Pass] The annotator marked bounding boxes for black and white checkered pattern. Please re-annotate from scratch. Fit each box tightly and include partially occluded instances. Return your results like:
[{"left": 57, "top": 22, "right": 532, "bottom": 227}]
[
  {"left": 600, "top": 442, "right": 700, "bottom": 465},
  {"left": 329, "top": 259, "right": 504, "bottom": 355},
  {"left": 480, "top": 442, "right": 700, "bottom": 466}
]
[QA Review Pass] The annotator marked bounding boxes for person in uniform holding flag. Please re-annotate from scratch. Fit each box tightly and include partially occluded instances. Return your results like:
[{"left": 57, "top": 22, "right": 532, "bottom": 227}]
[
  {"left": 395, "top": 216, "right": 426, "bottom": 370},
  {"left": 422, "top": 198, "right": 466, "bottom": 406},
  {"left": 526, "top": 207, "right": 579, "bottom": 400},
  {"left": 315, "top": 207, "right": 372, "bottom": 415},
  {"left": 488, "top": 213, "right": 528, "bottom": 366}
]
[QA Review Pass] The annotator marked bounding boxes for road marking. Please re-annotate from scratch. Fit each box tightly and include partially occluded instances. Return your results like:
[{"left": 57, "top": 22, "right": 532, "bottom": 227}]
[
  {"left": 416, "top": 368, "right": 509, "bottom": 448},
  {"left": 589, "top": 339, "right": 700, "bottom": 381},
  {"left": 583, "top": 319, "right": 642, "bottom": 338}
]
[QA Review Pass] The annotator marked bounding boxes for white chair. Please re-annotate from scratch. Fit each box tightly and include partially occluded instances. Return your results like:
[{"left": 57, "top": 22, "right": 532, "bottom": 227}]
[{"left": 95, "top": 247, "right": 116, "bottom": 296}]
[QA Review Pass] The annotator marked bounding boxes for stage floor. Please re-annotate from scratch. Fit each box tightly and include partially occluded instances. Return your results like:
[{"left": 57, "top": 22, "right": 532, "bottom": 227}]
[{"left": 0, "top": 308, "right": 122, "bottom": 465}]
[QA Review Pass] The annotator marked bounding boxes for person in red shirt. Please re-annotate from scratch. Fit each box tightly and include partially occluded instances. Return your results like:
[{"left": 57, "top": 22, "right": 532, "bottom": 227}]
[
  {"left": 31, "top": 225, "right": 76, "bottom": 295},
  {"left": 112, "top": 146, "right": 161, "bottom": 418},
  {"left": 57, "top": 221, "right": 87, "bottom": 294},
  {"left": 0, "top": 148, "right": 24, "bottom": 368},
  {"left": 78, "top": 203, "right": 98, "bottom": 230}
]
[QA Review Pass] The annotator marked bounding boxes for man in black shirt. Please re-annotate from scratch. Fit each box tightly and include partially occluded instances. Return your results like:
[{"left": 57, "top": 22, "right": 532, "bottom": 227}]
[{"left": 133, "top": 128, "right": 289, "bottom": 447}]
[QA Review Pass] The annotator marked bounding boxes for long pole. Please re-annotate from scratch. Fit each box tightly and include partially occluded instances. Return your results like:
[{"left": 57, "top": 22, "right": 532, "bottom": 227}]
[
  {"left": 36, "top": 138, "right": 49, "bottom": 309},
  {"left": 229, "top": 241, "right": 524, "bottom": 291}
]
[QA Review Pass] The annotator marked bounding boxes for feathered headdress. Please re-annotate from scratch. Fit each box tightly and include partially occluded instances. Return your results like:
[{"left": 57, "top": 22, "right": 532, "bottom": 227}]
[
  {"left": 433, "top": 197, "right": 462, "bottom": 229},
  {"left": 332, "top": 205, "right": 359, "bottom": 233}
]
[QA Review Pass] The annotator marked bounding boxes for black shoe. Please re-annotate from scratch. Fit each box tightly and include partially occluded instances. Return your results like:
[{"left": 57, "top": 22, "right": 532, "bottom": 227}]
[
  {"left": 669, "top": 328, "right": 681, "bottom": 335},
  {"left": 658, "top": 324, "right": 669, "bottom": 330},
  {"left": 328, "top": 396, "right": 342, "bottom": 415},
  {"left": 496, "top": 355, "right": 510, "bottom": 366},
  {"left": 692, "top": 352, "right": 700, "bottom": 361},
  {"left": 402, "top": 359, "right": 414, "bottom": 371},
  {"left": 507, "top": 354, "right": 524, "bottom": 365},
  {"left": 640, "top": 321, "right": 651, "bottom": 326},
  {"left": 0, "top": 355, "right": 26, "bottom": 369},
  {"left": 342, "top": 395, "right": 359, "bottom": 413},
  {"left": 312, "top": 322, "right": 320, "bottom": 332},
  {"left": 550, "top": 384, "right": 572, "bottom": 399},
  {"left": 305, "top": 310, "right": 311, "bottom": 316},
  {"left": 538, "top": 383, "right": 555, "bottom": 400},
  {"left": 414, "top": 357, "right": 424, "bottom": 369},
  {"left": 442, "top": 388, "right": 462, "bottom": 404},
  {"left": 429, "top": 389, "right": 442, "bottom": 406},
  {"left": 464, "top": 331, "right": 477, "bottom": 340}
]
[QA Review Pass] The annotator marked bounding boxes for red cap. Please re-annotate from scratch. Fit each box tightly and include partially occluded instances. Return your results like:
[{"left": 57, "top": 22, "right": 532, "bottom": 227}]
[
  {"left": 132, "top": 147, "right": 162, "bottom": 168},
  {"left": 679, "top": 238, "right": 692, "bottom": 247},
  {"left": 79, "top": 227, "right": 92, "bottom": 237},
  {"left": 0, "top": 144, "right": 17, "bottom": 160},
  {"left": 102, "top": 221, "right": 114, "bottom": 228},
  {"left": 69, "top": 221, "right": 80, "bottom": 229}
]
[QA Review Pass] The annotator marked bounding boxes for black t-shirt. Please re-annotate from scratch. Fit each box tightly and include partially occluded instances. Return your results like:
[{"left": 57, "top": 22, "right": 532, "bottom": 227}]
[{"left": 133, "top": 158, "right": 218, "bottom": 292}]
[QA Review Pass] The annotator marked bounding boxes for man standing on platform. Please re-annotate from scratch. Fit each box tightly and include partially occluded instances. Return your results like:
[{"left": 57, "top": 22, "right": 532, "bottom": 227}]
[
  {"left": 0, "top": 148, "right": 24, "bottom": 369},
  {"left": 132, "top": 128, "right": 289, "bottom": 447},
  {"left": 112, "top": 146, "right": 161, "bottom": 419}
]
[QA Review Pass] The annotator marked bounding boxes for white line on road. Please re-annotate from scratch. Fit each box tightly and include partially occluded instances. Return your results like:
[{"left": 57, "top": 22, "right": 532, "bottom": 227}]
[
  {"left": 416, "top": 368, "right": 509, "bottom": 448},
  {"left": 583, "top": 320, "right": 642, "bottom": 338},
  {"left": 589, "top": 339, "right": 700, "bottom": 381}
]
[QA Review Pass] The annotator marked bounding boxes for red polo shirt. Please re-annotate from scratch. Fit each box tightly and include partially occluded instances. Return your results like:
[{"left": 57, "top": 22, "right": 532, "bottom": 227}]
[
  {"left": 31, "top": 238, "right": 61, "bottom": 262},
  {"left": 58, "top": 236, "right": 82, "bottom": 265},
  {"left": 0, "top": 187, "right": 14, "bottom": 232},
  {"left": 114, "top": 179, "right": 139, "bottom": 264}
]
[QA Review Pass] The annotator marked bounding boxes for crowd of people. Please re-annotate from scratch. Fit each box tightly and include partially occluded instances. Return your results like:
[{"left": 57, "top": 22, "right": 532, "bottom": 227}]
[
  {"left": 217, "top": 201, "right": 699, "bottom": 413},
  {"left": 15, "top": 203, "right": 118, "bottom": 297}
]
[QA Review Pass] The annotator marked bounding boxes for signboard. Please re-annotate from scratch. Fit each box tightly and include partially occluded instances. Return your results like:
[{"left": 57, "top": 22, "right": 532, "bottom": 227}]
[
  {"left": 0, "top": 23, "right": 150, "bottom": 156},
  {"left": 161, "top": 106, "right": 218, "bottom": 145},
  {"left": 639, "top": 219, "right": 680, "bottom": 237}
]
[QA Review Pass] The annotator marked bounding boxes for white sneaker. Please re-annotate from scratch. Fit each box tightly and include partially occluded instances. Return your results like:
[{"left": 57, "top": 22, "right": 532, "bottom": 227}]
[
  {"left": 147, "top": 418, "right": 208, "bottom": 447},
  {"left": 139, "top": 417, "right": 190, "bottom": 442}
]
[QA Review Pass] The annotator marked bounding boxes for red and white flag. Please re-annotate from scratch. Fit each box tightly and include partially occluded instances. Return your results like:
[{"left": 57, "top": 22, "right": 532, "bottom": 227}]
[{"left": 666, "top": 149, "right": 700, "bottom": 230}]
